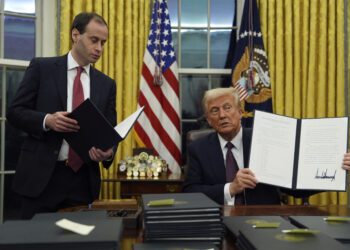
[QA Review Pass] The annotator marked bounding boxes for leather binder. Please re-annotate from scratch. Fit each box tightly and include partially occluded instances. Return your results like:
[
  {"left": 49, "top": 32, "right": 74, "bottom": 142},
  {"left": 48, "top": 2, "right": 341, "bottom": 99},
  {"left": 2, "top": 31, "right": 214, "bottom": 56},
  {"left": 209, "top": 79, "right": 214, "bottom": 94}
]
[
  {"left": 63, "top": 99, "right": 143, "bottom": 164},
  {"left": 0, "top": 211, "right": 123, "bottom": 250},
  {"left": 289, "top": 216, "right": 350, "bottom": 243}
]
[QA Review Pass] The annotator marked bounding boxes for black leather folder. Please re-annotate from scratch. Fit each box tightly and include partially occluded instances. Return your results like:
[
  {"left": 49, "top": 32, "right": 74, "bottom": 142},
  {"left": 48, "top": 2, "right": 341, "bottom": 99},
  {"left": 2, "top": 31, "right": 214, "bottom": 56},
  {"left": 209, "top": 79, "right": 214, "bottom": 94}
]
[
  {"left": 223, "top": 216, "right": 294, "bottom": 239},
  {"left": 0, "top": 211, "right": 123, "bottom": 250},
  {"left": 224, "top": 216, "right": 348, "bottom": 250},
  {"left": 63, "top": 99, "right": 143, "bottom": 164},
  {"left": 32, "top": 210, "right": 107, "bottom": 221},
  {"left": 142, "top": 193, "right": 221, "bottom": 216},
  {"left": 133, "top": 242, "right": 218, "bottom": 250},
  {"left": 289, "top": 216, "right": 350, "bottom": 243}
]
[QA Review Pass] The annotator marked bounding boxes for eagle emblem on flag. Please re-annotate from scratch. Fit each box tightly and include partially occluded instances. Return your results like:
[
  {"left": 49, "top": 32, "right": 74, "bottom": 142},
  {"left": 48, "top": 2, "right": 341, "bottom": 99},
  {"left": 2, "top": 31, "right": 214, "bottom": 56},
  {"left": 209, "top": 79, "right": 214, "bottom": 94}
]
[{"left": 231, "top": 0, "right": 272, "bottom": 126}]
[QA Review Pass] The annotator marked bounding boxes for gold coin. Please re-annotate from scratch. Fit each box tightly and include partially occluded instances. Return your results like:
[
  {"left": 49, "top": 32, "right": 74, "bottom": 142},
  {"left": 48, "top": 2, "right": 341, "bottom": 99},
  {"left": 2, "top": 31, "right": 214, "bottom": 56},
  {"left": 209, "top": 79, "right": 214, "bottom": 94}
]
[{"left": 139, "top": 152, "right": 149, "bottom": 161}]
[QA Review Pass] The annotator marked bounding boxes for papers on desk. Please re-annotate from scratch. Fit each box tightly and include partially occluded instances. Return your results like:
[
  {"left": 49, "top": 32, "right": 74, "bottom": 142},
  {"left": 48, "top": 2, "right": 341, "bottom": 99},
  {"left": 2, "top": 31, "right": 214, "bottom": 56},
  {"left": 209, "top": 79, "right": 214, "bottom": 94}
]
[
  {"left": 249, "top": 110, "right": 348, "bottom": 191},
  {"left": 55, "top": 218, "right": 95, "bottom": 236}
]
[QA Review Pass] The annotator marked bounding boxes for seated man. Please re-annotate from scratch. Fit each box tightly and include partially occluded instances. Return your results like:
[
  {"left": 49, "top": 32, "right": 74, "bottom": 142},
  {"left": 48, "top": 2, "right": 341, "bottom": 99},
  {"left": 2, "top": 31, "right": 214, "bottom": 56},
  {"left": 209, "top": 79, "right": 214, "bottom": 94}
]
[{"left": 183, "top": 87, "right": 350, "bottom": 205}]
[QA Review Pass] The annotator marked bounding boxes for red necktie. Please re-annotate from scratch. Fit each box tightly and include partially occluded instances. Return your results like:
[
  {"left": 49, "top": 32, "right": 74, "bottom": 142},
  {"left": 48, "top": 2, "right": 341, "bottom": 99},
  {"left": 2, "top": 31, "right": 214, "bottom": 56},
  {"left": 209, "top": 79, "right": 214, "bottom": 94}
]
[
  {"left": 68, "top": 66, "right": 84, "bottom": 172},
  {"left": 226, "top": 142, "right": 244, "bottom": 205}
]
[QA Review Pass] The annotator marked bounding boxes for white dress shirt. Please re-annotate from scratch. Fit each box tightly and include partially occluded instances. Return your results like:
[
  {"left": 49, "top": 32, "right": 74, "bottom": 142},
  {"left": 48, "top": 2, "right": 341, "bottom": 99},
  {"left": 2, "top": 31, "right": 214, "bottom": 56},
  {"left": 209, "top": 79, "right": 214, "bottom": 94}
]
[
  {"left": 43, "top": 51, "right": 91, "bottom": 160},
  {"left": 218, "top": 126, "right": 244, "bottom": 205}
]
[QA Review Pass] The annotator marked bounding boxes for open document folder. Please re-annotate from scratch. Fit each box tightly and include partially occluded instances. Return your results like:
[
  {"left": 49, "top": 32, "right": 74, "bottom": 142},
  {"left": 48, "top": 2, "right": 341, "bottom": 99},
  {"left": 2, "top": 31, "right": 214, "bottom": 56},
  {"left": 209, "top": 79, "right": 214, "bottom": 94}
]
[
  {"left": 248, "top": 110, "right": 348, "bottom": 191},
  {"left": 63, "top": 99, "right": 144, "bottom": 163}
]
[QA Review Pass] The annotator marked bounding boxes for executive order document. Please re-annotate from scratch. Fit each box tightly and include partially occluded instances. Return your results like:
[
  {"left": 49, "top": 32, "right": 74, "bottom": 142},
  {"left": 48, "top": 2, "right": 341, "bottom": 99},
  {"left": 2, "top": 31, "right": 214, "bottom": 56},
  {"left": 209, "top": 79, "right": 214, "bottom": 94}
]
[{"left": 249, "top": 111, "right": 348, "bottom": 191}]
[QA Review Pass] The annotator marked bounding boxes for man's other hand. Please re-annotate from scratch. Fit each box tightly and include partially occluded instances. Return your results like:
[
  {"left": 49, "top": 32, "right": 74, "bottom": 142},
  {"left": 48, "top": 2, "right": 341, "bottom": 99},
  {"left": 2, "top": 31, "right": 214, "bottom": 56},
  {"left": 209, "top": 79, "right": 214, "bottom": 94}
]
[
  {"left": 342, "top": 152, "right": 350, "bottom": 171},
  {"left": 45, "top": 111, "right": 79, "bottom": 132}
]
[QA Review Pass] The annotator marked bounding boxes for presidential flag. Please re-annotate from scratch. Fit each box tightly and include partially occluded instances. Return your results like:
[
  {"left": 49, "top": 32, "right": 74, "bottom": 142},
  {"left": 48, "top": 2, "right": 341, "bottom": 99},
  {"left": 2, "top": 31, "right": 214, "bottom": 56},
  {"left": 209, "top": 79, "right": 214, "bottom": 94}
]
[
  {"left": 232, "top": 0, "right": 272, "bottom": 127},
  {"left": 134, "top": 0, "right": 181, "bottom": 173}
]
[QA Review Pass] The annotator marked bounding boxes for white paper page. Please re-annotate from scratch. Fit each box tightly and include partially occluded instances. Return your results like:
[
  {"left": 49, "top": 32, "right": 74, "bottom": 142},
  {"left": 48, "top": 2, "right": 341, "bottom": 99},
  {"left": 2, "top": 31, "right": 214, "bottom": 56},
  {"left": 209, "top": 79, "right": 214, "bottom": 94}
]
[
  {"left": 296, "top": 117, "right": 347, "bottom": 190},
  {"left": 114, "top": 106, "right": 144, "bottom": 138},
  {"left": 55, "top": 218, "right": 95, "bottom": 236},
  {"left": 249, "top": 111, "right": 297, "bottom": 188}
]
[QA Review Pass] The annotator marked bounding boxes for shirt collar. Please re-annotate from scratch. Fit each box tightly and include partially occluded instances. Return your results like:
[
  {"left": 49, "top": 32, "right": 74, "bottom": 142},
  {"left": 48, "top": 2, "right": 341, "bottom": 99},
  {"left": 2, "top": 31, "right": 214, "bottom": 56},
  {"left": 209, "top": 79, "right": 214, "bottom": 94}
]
[
  {"left": 67, "top": 51, "right": 90, "bottom": 75},
  {"left": 218, "top": 126, "right": 243, "bottom": 151}
]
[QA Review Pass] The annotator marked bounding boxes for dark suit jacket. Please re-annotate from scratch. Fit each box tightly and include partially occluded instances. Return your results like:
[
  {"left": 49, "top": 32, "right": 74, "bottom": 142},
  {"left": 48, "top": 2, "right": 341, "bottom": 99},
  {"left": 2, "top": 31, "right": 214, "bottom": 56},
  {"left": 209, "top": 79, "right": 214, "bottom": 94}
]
[
  {"left": 183, "top": 128, "right": 281, "bottom": 205},
  {"left": 7, "top": 55, "right": 117, "bottom": 199}
]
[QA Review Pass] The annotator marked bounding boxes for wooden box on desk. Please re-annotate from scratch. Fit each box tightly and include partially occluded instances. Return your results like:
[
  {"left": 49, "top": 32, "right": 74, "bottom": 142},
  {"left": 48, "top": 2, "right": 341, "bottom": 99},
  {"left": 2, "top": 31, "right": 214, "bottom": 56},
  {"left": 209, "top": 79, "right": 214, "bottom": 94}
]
[
  {"left": 91, "top": 199, "right": 138, "bottom": 210},
  {"left": 59, "top": 199, "right": 141, "bottom": 229},
  {"left": 91, "top": 199, "right": 141, "bottom": 229}
]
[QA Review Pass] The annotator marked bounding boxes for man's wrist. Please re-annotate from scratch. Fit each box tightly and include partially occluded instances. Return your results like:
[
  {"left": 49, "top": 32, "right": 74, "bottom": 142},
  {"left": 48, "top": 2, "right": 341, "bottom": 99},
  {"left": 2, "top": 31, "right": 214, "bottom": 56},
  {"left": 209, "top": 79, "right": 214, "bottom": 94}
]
[{"left": 105, "top": 147, "right": 115, "bottom": 161}]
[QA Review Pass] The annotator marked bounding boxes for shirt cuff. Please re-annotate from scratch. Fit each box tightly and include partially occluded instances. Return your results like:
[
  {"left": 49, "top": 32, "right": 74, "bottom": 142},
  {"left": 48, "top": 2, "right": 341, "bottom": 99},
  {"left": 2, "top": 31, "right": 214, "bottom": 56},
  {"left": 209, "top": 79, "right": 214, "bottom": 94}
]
[
  {"left": 224, "top": 183, "right": 235, "bottom": 205},
  {"left": 43, "top": 114, "right": 50, "bottom": 131}
]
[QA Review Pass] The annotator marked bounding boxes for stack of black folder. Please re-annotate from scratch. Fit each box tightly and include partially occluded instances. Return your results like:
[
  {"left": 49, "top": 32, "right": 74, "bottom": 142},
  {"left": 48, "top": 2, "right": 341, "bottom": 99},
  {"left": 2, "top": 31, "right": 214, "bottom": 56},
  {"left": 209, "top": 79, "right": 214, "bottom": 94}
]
[
  {"left": 224, "top": 216, "right": 349, "bottom": 250},
  {"left": 0, "top": 211, "right": 123, "bottom": 250},
  {"left": 141, "top": 193, "right": 224, "bottom": 245},
  {"left": 289, "top": 216, "right": 350, "bottom": 244}
]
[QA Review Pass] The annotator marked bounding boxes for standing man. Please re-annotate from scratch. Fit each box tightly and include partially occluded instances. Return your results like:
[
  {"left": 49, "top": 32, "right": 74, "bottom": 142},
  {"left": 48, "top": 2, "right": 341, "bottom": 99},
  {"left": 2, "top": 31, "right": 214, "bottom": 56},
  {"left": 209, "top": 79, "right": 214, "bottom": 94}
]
[
  {"left": 183, "top": 87, "right": 350, "bottom": 205},
  {"left": 7, "top": 12, "right": 116, "bottom": 219}
]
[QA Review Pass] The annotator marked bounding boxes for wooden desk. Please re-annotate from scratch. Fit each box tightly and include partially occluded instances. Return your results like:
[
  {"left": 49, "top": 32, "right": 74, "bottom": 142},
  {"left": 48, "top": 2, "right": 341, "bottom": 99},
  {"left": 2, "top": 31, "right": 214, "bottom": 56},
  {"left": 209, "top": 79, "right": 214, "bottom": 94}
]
[
  {"left": 102, "top": 174, "right": 184, "bottom": 199},
  {"left": 122, "top": 204, "right": 350, "bottom": 250},
  {"left": 224, "top": 204, "right": 350, "bottom": 217}
]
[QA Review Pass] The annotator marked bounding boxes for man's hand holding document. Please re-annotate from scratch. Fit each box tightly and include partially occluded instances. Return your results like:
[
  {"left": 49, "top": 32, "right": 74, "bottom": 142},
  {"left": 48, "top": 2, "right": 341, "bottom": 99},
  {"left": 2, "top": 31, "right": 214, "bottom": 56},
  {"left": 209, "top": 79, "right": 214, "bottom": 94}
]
[
  {"left": 64, "top": 99, "right": 144, "bottom": 163},
  {"left": 248, "top": 110, "right": 348, "bottom": 191}
]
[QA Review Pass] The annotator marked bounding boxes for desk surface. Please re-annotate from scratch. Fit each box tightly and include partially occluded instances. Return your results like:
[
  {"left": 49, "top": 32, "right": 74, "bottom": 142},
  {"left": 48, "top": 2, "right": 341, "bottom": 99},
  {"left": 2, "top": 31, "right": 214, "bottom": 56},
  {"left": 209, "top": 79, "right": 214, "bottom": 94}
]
[
  {"left": 224, "top": 204, "right": 350, "bottom": 217},
  {"left": 122, "top": 204, "right": 350, "bottom": 250}
]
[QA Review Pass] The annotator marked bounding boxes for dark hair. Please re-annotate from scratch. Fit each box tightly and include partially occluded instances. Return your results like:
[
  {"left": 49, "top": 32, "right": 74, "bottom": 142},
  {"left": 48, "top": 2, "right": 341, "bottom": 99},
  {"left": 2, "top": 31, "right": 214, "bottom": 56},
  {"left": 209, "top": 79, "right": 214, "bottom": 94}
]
[{"left": 70, "top": 12, "right": 108, "bottom": 36}]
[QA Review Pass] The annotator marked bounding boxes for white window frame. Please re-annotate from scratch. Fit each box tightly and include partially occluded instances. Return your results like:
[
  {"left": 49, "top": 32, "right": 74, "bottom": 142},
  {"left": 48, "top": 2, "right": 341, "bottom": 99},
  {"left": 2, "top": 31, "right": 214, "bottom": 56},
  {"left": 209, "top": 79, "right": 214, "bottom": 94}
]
[{"left": 0, "top": 0, "right": 57, "bottom": 223}]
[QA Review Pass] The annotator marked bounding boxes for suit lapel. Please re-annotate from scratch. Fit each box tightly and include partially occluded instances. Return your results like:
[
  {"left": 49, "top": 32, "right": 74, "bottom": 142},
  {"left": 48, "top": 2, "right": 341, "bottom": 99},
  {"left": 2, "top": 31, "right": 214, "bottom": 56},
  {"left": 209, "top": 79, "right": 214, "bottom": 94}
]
[
  {"left": 89, "top": 67, "right": 101, "bottom": 107},
  {"left": 53, "top": 55, "right": 68, "bottom": 110},
  {"left": 208, "top": 133, "right": 226, "bottom": 182},
  {"left": 242, "top": 128, "right": 252, "bottom": 168}
]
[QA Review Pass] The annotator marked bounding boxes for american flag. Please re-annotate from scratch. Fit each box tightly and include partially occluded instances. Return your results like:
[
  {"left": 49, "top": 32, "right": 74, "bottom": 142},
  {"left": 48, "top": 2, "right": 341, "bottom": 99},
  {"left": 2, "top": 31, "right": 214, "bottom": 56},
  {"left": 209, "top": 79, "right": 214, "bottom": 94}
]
[{"left": 134, "top": 0, "right": 181, "bottom": 173}]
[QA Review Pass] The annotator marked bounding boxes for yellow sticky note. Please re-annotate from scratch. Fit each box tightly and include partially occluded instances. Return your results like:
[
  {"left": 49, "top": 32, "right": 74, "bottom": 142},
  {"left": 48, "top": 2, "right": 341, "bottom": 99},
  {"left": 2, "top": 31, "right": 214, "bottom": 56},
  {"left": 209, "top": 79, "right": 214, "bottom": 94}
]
[
  {"left": 324, "top": 216, "right": 350, "bottom": 222},
  {"left": 147, "top": 198, "right": 175, "bottom": 207},
  {"left": 252, "top": 222, "right": 281, "bottom": 228},
  {"left": 282, "top": 229, "right": 319, "bottom": 234}
]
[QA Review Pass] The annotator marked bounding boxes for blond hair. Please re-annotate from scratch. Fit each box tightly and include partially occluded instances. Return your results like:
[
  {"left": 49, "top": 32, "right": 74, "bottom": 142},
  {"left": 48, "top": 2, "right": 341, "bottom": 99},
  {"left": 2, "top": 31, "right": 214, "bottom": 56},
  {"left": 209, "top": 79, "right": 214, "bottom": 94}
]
[{"left": 202, "top": 87, "right": 240, "bottom": 113}]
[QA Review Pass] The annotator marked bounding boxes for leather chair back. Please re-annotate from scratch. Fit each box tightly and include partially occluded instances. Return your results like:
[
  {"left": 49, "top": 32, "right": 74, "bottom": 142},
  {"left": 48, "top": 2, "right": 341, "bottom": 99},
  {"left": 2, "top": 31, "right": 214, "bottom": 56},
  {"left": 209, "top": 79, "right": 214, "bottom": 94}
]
[
  {"left": 184, "top": 128, "right": 214, "bottom": 175},
  {"left": 186, "top": 128, "right": 214, "bottom": 144}
]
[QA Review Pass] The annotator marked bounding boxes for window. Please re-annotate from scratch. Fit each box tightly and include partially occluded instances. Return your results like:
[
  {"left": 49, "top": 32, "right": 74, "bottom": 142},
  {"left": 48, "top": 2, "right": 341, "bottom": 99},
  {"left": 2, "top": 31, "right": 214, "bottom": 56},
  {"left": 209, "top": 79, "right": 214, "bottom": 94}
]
[
  {"left": 168, "top": 0, "right": 237, "bottom": 162},
  {"left": 3, "top": 0, "right": 36, "bottom": 60},
  {"left": 0, "top": 0, "right": 44, "bottom": 222}
]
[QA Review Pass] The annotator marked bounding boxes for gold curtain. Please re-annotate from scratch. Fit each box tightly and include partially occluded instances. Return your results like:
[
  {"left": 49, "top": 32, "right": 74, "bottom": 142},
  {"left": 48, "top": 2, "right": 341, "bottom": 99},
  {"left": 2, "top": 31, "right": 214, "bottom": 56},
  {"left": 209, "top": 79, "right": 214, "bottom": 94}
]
[
  {"left": 258, "top": 0, "right": 347, "bottom": 205},
  {"left": 59, "top": 0, "right": 151, "bottom": 199}
]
